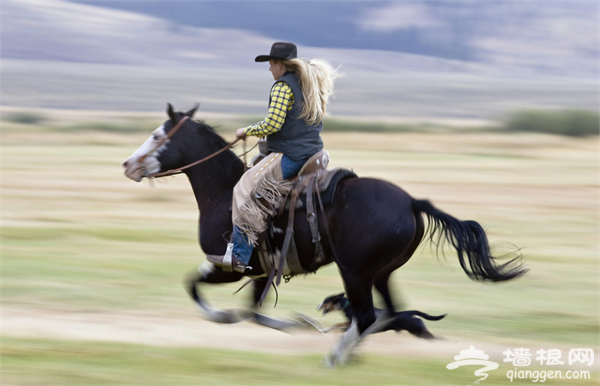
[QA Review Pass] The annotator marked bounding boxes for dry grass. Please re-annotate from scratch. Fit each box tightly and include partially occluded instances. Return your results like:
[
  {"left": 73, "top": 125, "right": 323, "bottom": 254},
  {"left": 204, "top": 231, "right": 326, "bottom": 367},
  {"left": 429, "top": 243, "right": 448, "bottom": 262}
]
[{"left": 1, "top": 112, "right": 598, "bottom": 384}]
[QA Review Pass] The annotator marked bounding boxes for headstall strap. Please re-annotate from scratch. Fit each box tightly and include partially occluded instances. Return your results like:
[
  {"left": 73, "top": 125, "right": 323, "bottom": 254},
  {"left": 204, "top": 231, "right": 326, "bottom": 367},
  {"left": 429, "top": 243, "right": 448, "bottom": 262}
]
[
  {"left": 138, "top": 116, "right": 190, "bottom": 164},
  {"left": 146, "top": 137, "right": 242, "bottom": 179},
  {"left": 138, "top": 115, "right": 262, "bottom": 179},
  {"left": 146, "top": 139, "right": 241, "bottom": 178}
]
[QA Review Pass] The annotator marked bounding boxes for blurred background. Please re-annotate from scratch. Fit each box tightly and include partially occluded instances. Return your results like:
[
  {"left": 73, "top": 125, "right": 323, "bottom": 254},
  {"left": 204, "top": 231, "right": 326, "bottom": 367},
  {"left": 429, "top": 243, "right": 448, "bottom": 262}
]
[
  {"left": 2, "top": 1, "right": 598, "bottom": 385},
  {"left": 3, "top": 0, "right": 598, "bottom": 118}
]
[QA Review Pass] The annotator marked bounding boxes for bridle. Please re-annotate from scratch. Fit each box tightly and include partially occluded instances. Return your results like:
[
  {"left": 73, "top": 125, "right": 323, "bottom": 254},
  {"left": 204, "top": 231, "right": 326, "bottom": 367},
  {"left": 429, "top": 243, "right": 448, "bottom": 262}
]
[{"left": 136, "top": 115, "right": 250, "bottom": 179}]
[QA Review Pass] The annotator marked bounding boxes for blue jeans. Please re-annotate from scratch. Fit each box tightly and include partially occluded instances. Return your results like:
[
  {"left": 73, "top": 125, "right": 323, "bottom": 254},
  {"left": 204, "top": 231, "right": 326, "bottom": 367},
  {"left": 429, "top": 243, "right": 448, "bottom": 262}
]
[
  {"left": 280, "top": 155, "right": 307, "bottom": 180},
  {"left": 233, "top": 155, "right": 308, "bottom": 265}
]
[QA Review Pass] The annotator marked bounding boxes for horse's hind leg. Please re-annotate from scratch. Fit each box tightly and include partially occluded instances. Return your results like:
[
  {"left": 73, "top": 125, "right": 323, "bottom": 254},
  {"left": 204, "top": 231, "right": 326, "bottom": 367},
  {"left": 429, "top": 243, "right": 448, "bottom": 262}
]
[{"left": 374, "top": 210, "right": 425, "bottom": 315}]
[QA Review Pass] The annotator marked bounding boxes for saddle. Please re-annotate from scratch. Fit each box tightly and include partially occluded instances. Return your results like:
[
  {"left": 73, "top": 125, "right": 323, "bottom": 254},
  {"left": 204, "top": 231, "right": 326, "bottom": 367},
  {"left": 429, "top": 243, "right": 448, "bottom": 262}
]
[
  {"left": 254, "top": 151, "right": 357, "bottom": 302},
  {"left": 285, "top": 152, "right": 355, "bottom": 209}
]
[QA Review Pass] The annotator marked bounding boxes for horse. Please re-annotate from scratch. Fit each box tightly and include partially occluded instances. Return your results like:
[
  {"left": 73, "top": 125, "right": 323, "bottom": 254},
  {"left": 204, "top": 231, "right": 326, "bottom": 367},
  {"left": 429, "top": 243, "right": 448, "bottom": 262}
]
[{"left": 122, "top": 104, "right": 527, "bottom": 365}]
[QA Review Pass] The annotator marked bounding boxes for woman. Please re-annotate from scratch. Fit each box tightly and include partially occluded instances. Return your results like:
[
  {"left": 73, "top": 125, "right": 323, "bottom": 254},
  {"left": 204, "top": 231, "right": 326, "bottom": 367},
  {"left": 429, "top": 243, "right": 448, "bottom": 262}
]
[{"left": 208, "top": 42, "right": 338, "bottom": 273}]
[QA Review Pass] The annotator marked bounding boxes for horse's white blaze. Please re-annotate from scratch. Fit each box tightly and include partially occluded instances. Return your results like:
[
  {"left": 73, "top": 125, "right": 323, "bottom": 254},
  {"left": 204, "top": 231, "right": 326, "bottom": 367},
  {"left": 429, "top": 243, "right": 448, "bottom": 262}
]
[{"left": 122, "top": 125, "right": 168, "bottom": 182}]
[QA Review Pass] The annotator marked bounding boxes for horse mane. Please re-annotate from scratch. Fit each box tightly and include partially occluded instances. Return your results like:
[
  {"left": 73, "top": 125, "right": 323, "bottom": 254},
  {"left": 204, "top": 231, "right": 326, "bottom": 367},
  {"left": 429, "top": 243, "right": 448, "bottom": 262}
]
[
  {"left": 191, "top": 118, "right": 245, "bottom": 180},
  {"left": 193, "top": 119, "right": 228, "bottom": 146}
]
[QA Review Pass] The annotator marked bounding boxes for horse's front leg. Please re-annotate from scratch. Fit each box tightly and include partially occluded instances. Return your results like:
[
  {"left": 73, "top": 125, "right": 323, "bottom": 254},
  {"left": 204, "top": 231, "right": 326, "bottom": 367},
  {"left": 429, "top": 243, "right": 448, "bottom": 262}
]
[
  {"left": 344, "top": 271, "right": 377, "bottom": 333},
  {"left": 247, "top": 277, "right": 323, "bottom": 331},
  {"left": 183, "top": 262, "right": 245, "bottom": 323},
  {"left": 326, "top": 271, "right": 378, "bottom": 366},
  {"left": 373, "top": 272, "right": 397, "bottom": 316}
]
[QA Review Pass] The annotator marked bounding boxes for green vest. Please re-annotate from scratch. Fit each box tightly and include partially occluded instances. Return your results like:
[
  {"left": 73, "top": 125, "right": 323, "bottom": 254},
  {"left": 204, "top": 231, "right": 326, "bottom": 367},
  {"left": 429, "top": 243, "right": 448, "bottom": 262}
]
[{"left": 266, "top": 72, "right": 324, "bottom": 161}]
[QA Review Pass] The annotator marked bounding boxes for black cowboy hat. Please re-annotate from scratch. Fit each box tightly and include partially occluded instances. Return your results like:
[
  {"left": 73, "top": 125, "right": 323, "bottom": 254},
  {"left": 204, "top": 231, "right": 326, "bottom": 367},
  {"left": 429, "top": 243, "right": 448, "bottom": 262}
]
[{"left": 255, "top": 42, "right": 297, "bottom": 62}]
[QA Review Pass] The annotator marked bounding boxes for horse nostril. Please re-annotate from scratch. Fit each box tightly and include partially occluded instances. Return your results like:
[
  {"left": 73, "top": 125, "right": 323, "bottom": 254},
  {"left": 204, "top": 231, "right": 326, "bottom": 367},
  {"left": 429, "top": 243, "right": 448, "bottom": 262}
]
[{"left": 122, "top": 161, "right": 129, "bottom": 168}]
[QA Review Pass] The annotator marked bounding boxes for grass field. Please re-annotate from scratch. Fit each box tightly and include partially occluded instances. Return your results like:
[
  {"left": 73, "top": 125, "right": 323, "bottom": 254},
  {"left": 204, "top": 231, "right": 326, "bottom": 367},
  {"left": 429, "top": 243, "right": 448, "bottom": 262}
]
[{"left": 1, "top": 111, "right": 598, "bottom": 385}]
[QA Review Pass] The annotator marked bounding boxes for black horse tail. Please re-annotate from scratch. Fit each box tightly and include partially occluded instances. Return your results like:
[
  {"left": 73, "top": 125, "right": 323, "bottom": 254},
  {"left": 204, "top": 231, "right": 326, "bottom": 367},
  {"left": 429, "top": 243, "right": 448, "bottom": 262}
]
[{"left": 412, "top": 198, "right": 527, "bottom": 282}]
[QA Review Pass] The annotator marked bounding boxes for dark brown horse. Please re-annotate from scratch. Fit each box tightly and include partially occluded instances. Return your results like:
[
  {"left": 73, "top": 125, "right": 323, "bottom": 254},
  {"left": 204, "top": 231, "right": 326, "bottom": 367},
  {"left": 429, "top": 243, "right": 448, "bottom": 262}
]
[{"left": 122, "top": 104, "right": 526, "bottom": 365}]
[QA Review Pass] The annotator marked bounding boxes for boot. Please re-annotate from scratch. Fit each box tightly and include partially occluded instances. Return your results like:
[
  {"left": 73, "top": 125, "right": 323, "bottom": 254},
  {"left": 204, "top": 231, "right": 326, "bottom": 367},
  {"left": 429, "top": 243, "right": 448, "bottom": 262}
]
[
  {"left": 231, "top": 254, "right": 252, "bottom": 274},
  {"left": 206, "top": 243, "right": 252, "bottom": 273}
]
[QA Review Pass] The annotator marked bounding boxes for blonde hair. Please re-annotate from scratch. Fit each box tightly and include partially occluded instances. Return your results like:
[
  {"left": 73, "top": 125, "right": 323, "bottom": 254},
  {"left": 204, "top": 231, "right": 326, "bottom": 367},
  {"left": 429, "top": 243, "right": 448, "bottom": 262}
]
[{"left": 281, "top": 58, "right": 339, "bottom": 126}]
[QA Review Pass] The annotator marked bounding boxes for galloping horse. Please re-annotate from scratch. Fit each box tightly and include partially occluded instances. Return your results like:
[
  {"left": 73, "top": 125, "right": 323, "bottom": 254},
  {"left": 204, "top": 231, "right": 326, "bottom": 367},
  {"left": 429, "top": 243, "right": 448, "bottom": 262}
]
[{"left": 122, "top": 104, "right": 526, "bottom": 365}]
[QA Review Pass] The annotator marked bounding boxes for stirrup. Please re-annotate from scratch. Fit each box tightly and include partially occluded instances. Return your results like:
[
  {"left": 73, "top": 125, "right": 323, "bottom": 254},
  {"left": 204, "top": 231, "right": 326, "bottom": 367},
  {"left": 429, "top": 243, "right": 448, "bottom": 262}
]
[
  {"left": 231, "top": 255, "right": 252, "bottom": 274},
  {"left": 222, "top": 243, "right": 234, "bottom": 271},
  {"left": 205, "top": 243, "right": 251, "bottom": 273}
]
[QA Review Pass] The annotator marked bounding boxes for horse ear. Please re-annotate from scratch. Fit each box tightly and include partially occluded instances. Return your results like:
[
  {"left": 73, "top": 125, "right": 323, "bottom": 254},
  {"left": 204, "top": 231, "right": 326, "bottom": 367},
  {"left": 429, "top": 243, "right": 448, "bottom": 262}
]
[
  {"left": 184, "top": 103, "right": 200, "bottom": 118},
  {"left": 166, "top": 103, "right": 177, "bottom": 122}
]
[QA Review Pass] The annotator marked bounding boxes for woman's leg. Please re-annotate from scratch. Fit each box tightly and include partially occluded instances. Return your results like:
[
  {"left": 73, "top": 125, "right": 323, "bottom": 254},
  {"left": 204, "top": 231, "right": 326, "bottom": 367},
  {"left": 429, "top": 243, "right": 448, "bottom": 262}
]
[
  {"left": 232, "top": 155, "right": 306, "bottom": 268},
  {"left": 230, "top": 153, "right": 290, "bottom": 272},
  {"left": 209, "top": 153, "right": 306, "bottom": 273},
  {"left": 280, "top": 155, "right": 307, "bottom": 180},
  {"left": 232, "top": 225, "right": 253, "bottom": 268}
]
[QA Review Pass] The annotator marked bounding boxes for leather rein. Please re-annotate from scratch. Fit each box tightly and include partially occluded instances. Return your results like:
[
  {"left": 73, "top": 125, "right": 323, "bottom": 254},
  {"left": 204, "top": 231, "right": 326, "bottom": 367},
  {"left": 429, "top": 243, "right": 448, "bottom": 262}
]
[{"left": 137, "top": 116, "right": 246, "bottom": 179}]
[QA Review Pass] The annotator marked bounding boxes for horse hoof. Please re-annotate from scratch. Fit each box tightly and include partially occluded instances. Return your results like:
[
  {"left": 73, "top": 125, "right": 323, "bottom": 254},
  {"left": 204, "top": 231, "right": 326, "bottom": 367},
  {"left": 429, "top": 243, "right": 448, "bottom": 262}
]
[
  {"left": 197, "top": 305, "right": 242, "bottom": 324},
  {"left": 320, "top": 355, "right": 335, "bottom": 369},
  {"left": 321, "top": 353, "right": 348, "bottom": 368},
  {"left": 215, "top": 311, "right": 242, "bottom": 324},
  {"left": 322, "top": 350, "right": 354, "bottom": 368}
]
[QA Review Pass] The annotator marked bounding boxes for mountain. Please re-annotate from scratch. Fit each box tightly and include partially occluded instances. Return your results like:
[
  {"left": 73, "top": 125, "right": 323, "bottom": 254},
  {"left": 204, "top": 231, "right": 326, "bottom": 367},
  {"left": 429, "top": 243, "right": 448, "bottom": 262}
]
[
  {"left": 1, "top": 0, "right": 273, "bottom": 67},
  {"left": 65, "top": 0, "right": 475, "bottom": 61},
  {"left": 4, "top": 0, "right": 598, "bottom": 77},
  {"left": 1, "top": 0, "right": 597, "bottom": 118},
  {"left": 63, "top": 0, "right": 599, "bottom": 78}
]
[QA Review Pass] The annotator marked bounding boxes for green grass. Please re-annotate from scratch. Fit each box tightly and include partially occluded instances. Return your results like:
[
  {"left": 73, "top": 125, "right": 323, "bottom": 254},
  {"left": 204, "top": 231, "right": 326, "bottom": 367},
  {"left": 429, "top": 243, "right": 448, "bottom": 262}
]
[
  {"left": 4, "top": 111, "right": 47, "bottom": 124},
  {"left": 324, "top": 119, "right": 417, "bottom": 133},
  {"left": 503, "top": 109, "right": 599, "bottom": 137},
  {"left": 4, "top": 338, "right": 597, "bottom": 386},
  {"left": 1, "top": 116, "right": 598, "bottom": 385},
  {"left": 9, "top": 108, "right": 598, "bottom": 137}
]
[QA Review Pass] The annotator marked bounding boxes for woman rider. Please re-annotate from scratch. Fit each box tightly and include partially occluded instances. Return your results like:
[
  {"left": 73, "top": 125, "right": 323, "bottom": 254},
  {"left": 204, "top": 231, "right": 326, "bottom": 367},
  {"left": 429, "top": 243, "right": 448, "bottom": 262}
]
[{"left": 208, "top": 42, "right": 338, "bottom": 273}]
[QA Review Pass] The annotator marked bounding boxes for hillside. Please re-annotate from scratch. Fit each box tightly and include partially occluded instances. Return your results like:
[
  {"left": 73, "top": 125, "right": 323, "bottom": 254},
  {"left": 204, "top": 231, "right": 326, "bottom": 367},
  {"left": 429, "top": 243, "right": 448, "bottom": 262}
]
[{"left": 1, "top": 0, "right": 597, "bottom": 119}]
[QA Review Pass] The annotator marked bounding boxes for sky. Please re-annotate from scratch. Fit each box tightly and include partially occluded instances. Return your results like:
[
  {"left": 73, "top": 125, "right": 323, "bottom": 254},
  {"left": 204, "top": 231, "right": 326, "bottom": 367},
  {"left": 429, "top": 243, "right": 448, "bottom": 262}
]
[
  {"left": 67, "top": 0, "right": 599, "bottom": 65},
  {"left": 2, "top": 0, "right": 597, "bottom": 114}
]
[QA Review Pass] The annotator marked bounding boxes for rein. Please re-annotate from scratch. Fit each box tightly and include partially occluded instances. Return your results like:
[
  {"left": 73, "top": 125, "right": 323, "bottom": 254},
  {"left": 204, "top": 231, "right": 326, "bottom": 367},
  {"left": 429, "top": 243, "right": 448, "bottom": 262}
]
[
  {"left": 138, "top": 116, "right": 190, "bottom": 165},
  {"left": 139, "top": 116, "right": 256, "bottom": 179},
  {"left": 146, "top": 137, "right": 242, "bottom": 178}
]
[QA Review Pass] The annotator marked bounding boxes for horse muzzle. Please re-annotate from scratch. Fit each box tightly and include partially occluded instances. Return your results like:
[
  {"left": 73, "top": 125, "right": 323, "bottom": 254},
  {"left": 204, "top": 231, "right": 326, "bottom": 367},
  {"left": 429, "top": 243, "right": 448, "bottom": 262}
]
[
  {"left": 122, "top": 154, "right": 161, "bottom": 182},
  {"left": 122, "top": 158, "right": 144, "bottom": 182}
]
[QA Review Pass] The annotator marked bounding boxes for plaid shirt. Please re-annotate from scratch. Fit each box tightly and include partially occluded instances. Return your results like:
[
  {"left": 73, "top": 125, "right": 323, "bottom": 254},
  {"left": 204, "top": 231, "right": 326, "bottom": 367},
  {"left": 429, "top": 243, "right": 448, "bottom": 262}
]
[{"left": 243, "top": 81, "right": 295, "bottom": 137}]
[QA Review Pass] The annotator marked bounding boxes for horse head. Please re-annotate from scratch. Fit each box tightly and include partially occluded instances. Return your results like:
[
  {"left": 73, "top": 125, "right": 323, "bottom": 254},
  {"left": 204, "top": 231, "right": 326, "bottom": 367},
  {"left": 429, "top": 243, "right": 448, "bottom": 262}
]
[{"left": 122, "top": 103, "right": 199, "bottom": 182}]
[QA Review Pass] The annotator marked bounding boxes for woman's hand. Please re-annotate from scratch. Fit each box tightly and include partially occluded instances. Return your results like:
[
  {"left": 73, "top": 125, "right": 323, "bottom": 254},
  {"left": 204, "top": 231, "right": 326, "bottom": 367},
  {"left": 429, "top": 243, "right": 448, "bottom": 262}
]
[{"left": 236, "top": 128, "right": 247, "bottom": 139}]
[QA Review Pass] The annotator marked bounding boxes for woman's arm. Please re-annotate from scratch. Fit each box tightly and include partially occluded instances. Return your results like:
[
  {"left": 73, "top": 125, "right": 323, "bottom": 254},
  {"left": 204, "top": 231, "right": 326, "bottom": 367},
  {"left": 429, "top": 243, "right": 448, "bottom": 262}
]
[{"left": 237, "top": 82, "right": 294, "bottom": 138}]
